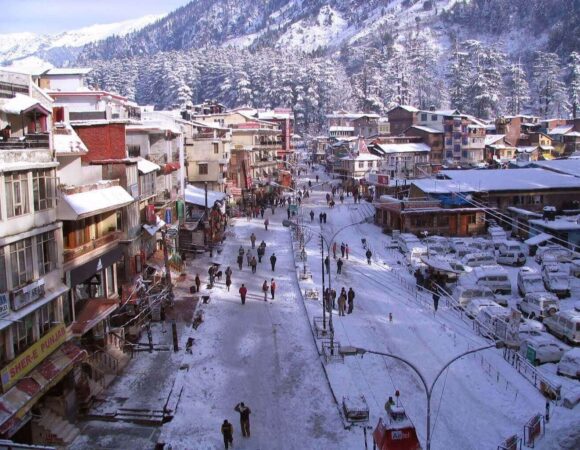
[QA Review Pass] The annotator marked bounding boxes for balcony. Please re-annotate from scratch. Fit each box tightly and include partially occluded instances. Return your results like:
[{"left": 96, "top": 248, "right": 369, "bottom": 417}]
[
  {"left": 0, "top": 147, "right": 53, "bottom": 166},
  {"left": 0, "top": 133, "right": 50, "bottom": 150},
  {"left": 69, "top": 111, "right": 107, "bottom": 121},
  {"left": 64, "top": 230, "right": 122, "bottom": 263}
]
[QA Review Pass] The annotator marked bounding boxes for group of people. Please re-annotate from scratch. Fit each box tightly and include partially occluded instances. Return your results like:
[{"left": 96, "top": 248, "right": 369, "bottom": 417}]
[
  {"left": 331, "top": 242, "right": 350, "bottom": 259},
  {"left": 323, "top": 287, "right": 356, "bottom": 316},
  {"left": 221, "top": 402, "right": 252, "bottom": 449}
]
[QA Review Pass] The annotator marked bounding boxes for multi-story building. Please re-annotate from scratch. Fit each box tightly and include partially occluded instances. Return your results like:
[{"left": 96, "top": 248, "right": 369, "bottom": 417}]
[
  {"left": 495, "top": 115, "right": 541, "bottom": 147},
  {"left": 326, "top": 111, "right": 381, "bottom": 138},
  {"left": 386, "top": 105, "right": 418, "bottom": 136},
  {"left": 402, "top": 125, "right": 443, "bottom": 165},
  {"left": 369, "top": 141, "right": 431, "bottom": 179},
  {"left": 257, "top": 108, "right": 294, "bottom": 161},
  {"left": 335, "top": 137, "right": 382, "bottom": 181}
]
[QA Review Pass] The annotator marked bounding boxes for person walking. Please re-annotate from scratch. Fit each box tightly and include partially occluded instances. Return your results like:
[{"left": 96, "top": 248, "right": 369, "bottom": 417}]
[
  {"left": 225, "top": 266, "right": 233, "bottom": 279},
  {"left": 237, "top": 254, "right": 243, "bottom": 270},
  {"left": 208, "top": 265, "right": 216, "bottom": 288},
  {"left": 330, "top": 288, "right": 337, "bottom": 310},
  {"left": 324, "top": 255, "right": 330, "bottom": 274},
  {"left": 247, "top": 248, "right": 254, "bottom": 267},
  {"left": 270, "top": 278, "right": 276, "bottom": 300},
  {"left": 323, "top": 212, "right": 327, "bottom": 224},
  {"left": 264, "top": 218, "right": 269, "bottom": 231},
  {"left": 260, "top": 207, "right": 265, "bottom": 219},
  {"left": 221, "top": 419, "right": 234, "bottom": 449},
  {"left": 310, "top": 210, "right": 314, "bottom": 222},
  {"left": 316, "top": 174, "right": 319, "bottom": 183},
  {"left": 432, "top": 289, "right": 440, "bottom": 314},
  {"left": 337, "top": 257, "right": 343, "bottom": 274},
  {"left": 318, "top": 212, "right": 323, "bottom": 224},
  {"left": 239, "top": 284, "right": 247, "bottom": 305},
  {"left": 238, "top": 246, "right": 245, "bottom": 258},
  {"left": 262, "top": 280, "right": 269, "bottom": 301},
  {"left": 225, "top": 273, "right": 232, "bottom": 291},
  {"left": 366, "top": 248, "right": 372, "bottom": 264},
  {"left": 345, "top": 244, "right": 349, "bottom": 259},
  {"left": 250, "top": 256, "right": 257, "bottom": 274},
  {"left": 338, "top": 292, "right": 346, "bottom": 316},
  {"left": 234, "top": 402, "right": 251, "bottom": 437},
  {"left": 340, "top": 243, "right": 345, "bottom": 258},
  {"left": 194, "top": 274, "right": 201, "bottom": 293},
  {"left": 257, "top": 245, "right": 264, "bottom": 263},
  {"left": 347, "top": 287, "right": 355, "bottom": 314},
  {"left": 332, "top": 242, "right": 337, "bottom": 259},
  {"left": 287, "top": 207, "right": 291, "bottom": 220},
  {"left": 270, "top": 253, "right": 277, "bottom": 271},
  {"left": 250, "top": 233, "right": 256, "bottom": 249}
]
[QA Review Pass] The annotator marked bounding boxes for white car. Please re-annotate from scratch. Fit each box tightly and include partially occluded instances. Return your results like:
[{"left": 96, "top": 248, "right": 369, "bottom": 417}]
[
  {"left": 453, "top": 286, "right": 497, "bottom": 310},
  {"left": 544, "top": 311, "right": 580, "bottom": 345},
  {"left": 497, "top": 250, "right": 527, "bottom": 267},
  {"left": 535, "top": 246, "right": 573, "bottom": 264},
  {"left": 424, "top": 236, "right": 449, "bottom": 253},
  {"left": 557, "top": 348, "right": 580, "bottom": 379},
  {"left": 570, "top": 259, "right": 580, "bottom": 278},
  {"left": 450, "top": 238, "right": 470, "bottom": 253},
  {"left": 471, "top": 238, "right": 495, "bottom": 254},
  {"left": 518, "top": 292, "right": 559, "bottom": 321},
  {"left": 464, "top": 298, "right": 502, "bottom": 319},
  {"left": 462, "top": 252, "right": 497, "bottom": 268},
  {"left": 520, "top": 334, "right": 570, "bottom": 366},
  {"left": 517, "top": 267, "right": 545, "bottom": 296},
  {"left": 541, "top": 263, "right": 570, "bottom": 298}
]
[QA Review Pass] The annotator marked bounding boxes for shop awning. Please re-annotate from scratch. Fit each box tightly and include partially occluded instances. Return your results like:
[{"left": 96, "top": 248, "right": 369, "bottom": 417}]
[
  {"left": 0, "top": 342, "right": 86, "bottom": 436},
  {"left": 184, "top": 185, "right": 226, "bottom": 207},
  {"left": 68, "top": 246, "right": 123, "bottom": 286},
  {"left": 58, "top": 185, "right": 134, "bottom": 220},
  {"left": 163, "top": 162, "right": 180, "bottom": 174},
  {"left": 137, "top": 158, "right": 160, "bottom": 174},
  {"left": 525, "top": 233, "right": 554, "bottom": 246},
  {"left": 143, "top": 216, "right": 166, "bottom": 236},
  {"left": 70, "top": 298, "right": 118, "bottom": 337}
]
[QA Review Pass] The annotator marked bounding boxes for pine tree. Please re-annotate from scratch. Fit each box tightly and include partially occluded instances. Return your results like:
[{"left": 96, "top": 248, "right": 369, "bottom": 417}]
[
  {"left": 504, "top": 62, "right": 530, "bottom": 116},
  {"left": 532, "top": 51, "right": 566, "bottom": 118},
  {"left": 566, "top": 51, "right": 580, "bottom": 119}
]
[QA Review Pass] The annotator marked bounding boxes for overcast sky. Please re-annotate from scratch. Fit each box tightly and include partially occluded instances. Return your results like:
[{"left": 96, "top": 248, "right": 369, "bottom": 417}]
[{"left": 0, "top": 0, "right": 192, "bottom": 34}]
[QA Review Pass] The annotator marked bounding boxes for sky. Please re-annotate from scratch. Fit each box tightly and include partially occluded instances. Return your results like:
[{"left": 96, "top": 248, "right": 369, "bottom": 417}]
[{"left": 0, "top": 0, "right": 192, "bottom": 34}]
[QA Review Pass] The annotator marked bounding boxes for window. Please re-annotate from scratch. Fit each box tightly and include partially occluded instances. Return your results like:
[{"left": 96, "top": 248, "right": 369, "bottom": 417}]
[
  {"left": 127, "top": 145, "right": 141, "bottom": 158},
  {"left": 13, "top": 314, "right": 34, "bottom": 354},
  {"left": 421, "top": 113, "right": 427, "bottom": 121},
  {"left": 431, "top": 114, "right": 438, "bottom": 121},
  {"left": 0, "top": 247, "right": 6, "bottom": 293},
  {"left": 32, "top": 170, "right": 55, "bottom": 211},
  {"left": 199, "top": 163, "right": 208, "bottom": 175},
  {"left": 358, "top": 161, "right": 364, "bottom": 168},
  {"left": 5, "top": 172, "right": 29, "bottom": 217},
  {"left": 213, "top": 143, "right": 219, "bottom": 154},
  {"left": 140, "top": 173, "right": 156, "bottom": 197},
  {"left": 368, "top": 161, "right": 374, "bottom": 168},
  {"left": 37, "top": 231, "right": 56, "bottom": 275},
  {"left": 467, "top": 215, "right": 476, "bottom": 225},
  {"left": 38, "top": 301, "right": 55, "bottom": 336},
  {"left": 10, "top": 238, "right": 33, "bottom": 288}
]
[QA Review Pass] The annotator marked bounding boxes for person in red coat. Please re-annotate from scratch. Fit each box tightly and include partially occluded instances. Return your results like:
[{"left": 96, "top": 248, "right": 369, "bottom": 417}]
[
  {"left": 239, "top": 284, "right": 247, "bottom": 305},
  {"left": 270, "top": 279, "right": 276, "bottom": 300}
]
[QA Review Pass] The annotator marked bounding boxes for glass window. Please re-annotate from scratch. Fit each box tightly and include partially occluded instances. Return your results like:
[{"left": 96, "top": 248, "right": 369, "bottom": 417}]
[
  {"left": 421, "top": 113, "right": 427, "bottom": 121},
  {"left": 106, "top": 265, "right": 115, "bottom": 296},
  {"left": 13, "top": 314, "right": 34, "bottom": 354},
  {"left": 358, "top": 161, "right": 364, "bottom": 168},
  {"left": 32, "top": 170, "right": 55, "bottom": 211},
  {"left": 213, "top": 143, "right": 219, "bottom": 154},
  {"left": 10, "top": 238, "right": 33, "bottom": 288},
  {"left": 37, "top": 231, "right": 56, "bottom": 275},
  {"left": 199, "top": 163, "right": 208, "bottom": 175},
  {"left": 431, "top": 114, "right": 438, "bottom": 121},
  {"left": 5, "top": 172, "right": 29, "bottom": 218},
  {"left": 0, "top": 247, "right": 6, "bottom": 293},
  {"left": 38, "top": 301, "right": 55, "bottom": 336}
]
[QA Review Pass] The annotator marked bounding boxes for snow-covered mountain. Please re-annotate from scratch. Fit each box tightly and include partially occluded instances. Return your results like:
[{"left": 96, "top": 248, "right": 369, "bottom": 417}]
[{"left": 0, "top": 14, "right": 164, "bottom": 70}]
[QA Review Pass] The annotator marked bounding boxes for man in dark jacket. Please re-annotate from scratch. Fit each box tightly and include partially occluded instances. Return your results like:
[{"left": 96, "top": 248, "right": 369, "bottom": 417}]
[
  {"left": 239, "top": 284, "right": 247, "bottom": 305},
  {"left": 337, "top": 258, "right": 344, "bottom": 274},
  {"left": 237, "top": 254, "right": 243, "bottom": 270},
  {"left": 234, "top": 402, "right": 251, "bottom": 437},
  {"left": 324, "top": 255, "right": 330, "bottom": 274},
  {"left": 347, "top": 287, "right": 355, "bottom": 314},
  {"left": 310, "top": 210, "right": 314, "bottom": 222},
  {"left": 221, "top": 419, "right": 234, "bottom": 449},
  {"left": 270, "top": 253, "right": 277, "bottom": 271}
]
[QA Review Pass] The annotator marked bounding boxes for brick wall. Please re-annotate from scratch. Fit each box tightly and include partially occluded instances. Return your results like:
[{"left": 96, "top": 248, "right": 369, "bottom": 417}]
[{"left": 75, "top": 123, "right": 127, "bottom": 163}]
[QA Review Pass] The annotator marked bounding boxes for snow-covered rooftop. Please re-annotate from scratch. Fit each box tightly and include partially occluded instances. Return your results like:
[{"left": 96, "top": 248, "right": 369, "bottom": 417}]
[
  {"left": 549, "top": 125, "right": 574, "bottom": 135},
  {"left": 184, "top": 184, "right": 227, "bottom": 207},
  {"left": 43, "top": 68, "right": 92, "bottom": 76},
  {"left": 375, "top": 142, "right": 431, "bottom": 154},
  {"left": 53, "top": 123, "right": 88, "bottom": 154},
  {"left": 0, "top": 93, "right": 49, "bottom": 115},
  {"left": 484, "top": 135, "right": 506, "bottom": 146},
  {"left": 137, "top": 158, "right": 160, "bottom": 174},
  {"left": 530, "top": 216, "right": 580, "bottom": 231},
  {"left": 329, "top": 126, "right": 354, "bottom": 132},
  {"left": 58, "top": 185, "right": 133, "bottom": 220},
  {"left": 532, "top": 159, "right": 580, "bottom": 178},
  {"left": 409, "top": 125, "right": 442, "bottom": 134}
]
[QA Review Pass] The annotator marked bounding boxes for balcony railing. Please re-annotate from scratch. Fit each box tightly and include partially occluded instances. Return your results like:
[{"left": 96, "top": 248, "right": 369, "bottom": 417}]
[
  {"left": 64, "top": 230, "right": 122, "bottom": 263},
  {"left": 0, "top": 133, "right": 50, "bottom": 150}
]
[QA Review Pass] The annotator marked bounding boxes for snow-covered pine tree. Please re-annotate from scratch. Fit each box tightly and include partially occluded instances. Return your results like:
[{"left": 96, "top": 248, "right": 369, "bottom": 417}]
[
  {"left": 504, "top": 62, "right": 530, "bottom": 116},
  {"left": 532, "top": 51, "right": 566, "bottom": 118},
  {"left": 566, "top": 51, "right": 580, "bottom": 119}
]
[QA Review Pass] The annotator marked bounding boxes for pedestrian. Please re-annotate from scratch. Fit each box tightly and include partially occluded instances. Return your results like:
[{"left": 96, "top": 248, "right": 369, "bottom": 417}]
[
  {"left": 225, "top": 266, "right": 233, "bottom": 279},
  {"left": 337, "top": 257, "right": 343, "bottom": 274},
  {"left": 237, "top": 254, "right": 243, "bottom": 270},
  {"left": 332, "top": 242, "right": 337, "bottom": 259},
  {"left": 225, "top": 274, "right": 232, "bottom": 291},
  {"left": 239, "top": 284, "right": 247, "bottom": 305},
  {"left": 195, "top": 274, "right": 201, "bottom": 293},
  {"left": 316, "top": 174, "right": 319, "bottom": 183},
  {"left": 340, "top": 194, "right": 344, "bottom": 204},
  {"left": 251, "top": 256, "right": 257, "bottom": 274},
  {"left": 326, "top": 193, "right": 330, "bottom": 205},
  {"left": 331, "top": 288, "right": 337, "bottom": 309},
  {"left": 238, "top": 246, "right": 245, "bottom": 257},
  {"left": 270, "top": 278, "right": 276, "bottom": 299},
  {"left": 257, "top": 245, "right": 264, "bottom": 263},
  {"left": 366, "top": 248, "right": 372, "bottom": 264},
  {"left": 324, "top": 255, "right": 330, "bottom": 274},
  {"left": 345, "top": 244, "right": 349, "bottom": 259},
  {"left": 264, "top": 218, "right": 269, "bottom": 231},
  {"left": 246, "top": 249, "right": 253, "bottom": 267},
  {"left": 319, "top": 212, "right": 323, "bottom": 224},
  {"left": 432, "top": 290, "right": 440, "bottom": 313},
  {"left": 340, "top": 243, "right": 345, "bottom": 258},
  {"left": 221, "top": 419, "right": 234, "bottom": 449},
  {"left": 338, "top": 292, "right": 346, "bottom": 316},
  {"left": 208, "top": 265, "right": 216, "bottom": 288},
  {"left": 323, "top": 212, "right": 327, "bottom": 224},
  {"left": 234, "top": 402, "right": 251, "bottom": 438},
  {"left": 308, "top": 180, "right": 312, "bottom": 188},
  {"left": 270, "top": 253, "right": 277, "bottom": 271},
  {"left": 260, "top": 207, "right": 265, "bottom": 219},
  {"left": 287, "top": 208, "right": 291, "bottom": 220},
  {"left": 262, "top": 280, "right": 269, "bottom": 301},
  {"left": 250, "top": 233, "right": 256, "bottom": 248},
  {"left": 271, "top": 205, "right": 275, "bottom": 215},
  {"left": 310, "top": 210, "right": 314, "bottom": 222},
  {"left": 347, "top": 287, "right": 355, "bottom": 314}
]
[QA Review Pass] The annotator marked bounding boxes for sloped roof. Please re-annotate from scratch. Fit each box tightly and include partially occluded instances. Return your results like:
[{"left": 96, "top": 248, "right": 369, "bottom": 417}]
[
  {"left": 409, "top": 125, "right": 442, "bottom": 134},
  {"left": 484, "top": 135, "right": 506, "bottom": 146},
  {"left": 374, "top": 142, "right": 431, "bottom": 154},
  {"left": 0, "top": 93, "right": 50, "bottom": 115}
]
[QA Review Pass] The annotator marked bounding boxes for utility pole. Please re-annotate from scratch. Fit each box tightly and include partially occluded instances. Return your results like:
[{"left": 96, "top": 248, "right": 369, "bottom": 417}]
[
  {"left": 321, "top": 235, "right": 326, "bottom": 331},
  {"left": 160, "top": 228, "right": 174, "bottom": 304}
]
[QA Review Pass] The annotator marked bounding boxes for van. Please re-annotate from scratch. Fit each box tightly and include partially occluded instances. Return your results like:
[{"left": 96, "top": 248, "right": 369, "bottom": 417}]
[
  {"left": 517, "top": 267, "right": 545, "bottom": 296},
  {"left": 450, "top": 238, "right": 470, "bottom": 253},
  {"left": 497, "top": 240, "right": 524, "bottom": 255},
  {"left": 398, "top": 233, "right": 421, "bottom": 254},
  {"left": 497, "top": 250, "right": 526, "bottom": 267},
  {"left": 452, "top": 286, "right": 497, "bottom": 309},
  {"left": 472, "top": 265, "right": 512, "bottom": 295},
  {"left": 541, "top": 263, "right": 570, "bottom": 298},
  {"left": 518, "top": 292, "right": 559, "bottom": 321},
  {"left": 488, "top": 226, "right": 508, "bottom": 248},
  {"left": 557, "top": 348, "right": 580, "bottom": 379},
  {"left": 471, "top": 238, "right": 495, "bottom": 254},
  {"left": 462, "top": 252, "right": 496, "bottom": 268},
  {"left": 544, "top": 311, "right": 580, "bottom": 345}
]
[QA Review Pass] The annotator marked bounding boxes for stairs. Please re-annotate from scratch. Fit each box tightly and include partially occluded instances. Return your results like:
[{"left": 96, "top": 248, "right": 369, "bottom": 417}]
[
  {"left": 114, "top": 407, "right": 166, "bottom": 425},
  {"left": 32, "top": 410, "right": 80, "bottom": 446}
]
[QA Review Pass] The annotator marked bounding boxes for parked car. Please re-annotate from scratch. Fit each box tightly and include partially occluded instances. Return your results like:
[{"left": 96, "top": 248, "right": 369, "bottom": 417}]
[
  {"left": 450, "top": 238, "right": 470, "bottom": 253},
  {"left": 571, "top": 259, "right": 580, "bottom": 278},
  {"left": 520, "top": 335, "right": 570, "bottom": 366},
  {"left": 557, "top": 348, "right": 580, "bottom": 379},
  {"left": 517, "top": 267, "right": 545, "bottom": 296},
  {"left": 424, "top": 236, "right": 449, "bottom": 254},
  {"left": 517, "top": 292, "right": 559, "bottom": 321},
  {"left": 454, "top": 244, "right": 473, "bottom": 259},
  {"left": 535, "top": 245, "right": 572, "bottom": 264},
  {"left": 497, "top": 240, "right": 524, "bottom": 255},
  {"left": 497, "top": 250, "right": 527, "bottom": 267},
  {"left": 544, "top": 311, "right": 580, "bottom": 345},
  {"left": 462, "top": 252, "right": 497, "bottom": 268},
  {"left": 453, "top": 286, "right": 497, "bottom": 310},
  {"left": 488, "top": 226, "right": 508, "bottom": 248},
  {"left": 472, "top": 265, "right": 512, "bottom": 295},
  {"left": 398, "top": 233, "right": 421, "bottom": 254},
  {"left": 471, "top": 238, "right": 495, "bottom": 254},
  {"left": 541, "top": 263, "right": 570, "bottom": 298}
]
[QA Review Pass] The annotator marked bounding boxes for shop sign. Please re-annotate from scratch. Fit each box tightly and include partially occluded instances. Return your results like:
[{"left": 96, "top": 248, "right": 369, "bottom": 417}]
[
  {"left": 10, "top": 279, "right": 45, "bottom": 311},
  {"left": 1, "top": 324, "right": 66, "bottom": 391},
  {"left": 0, "top": 293, "right": 9, "bottom": 318}
]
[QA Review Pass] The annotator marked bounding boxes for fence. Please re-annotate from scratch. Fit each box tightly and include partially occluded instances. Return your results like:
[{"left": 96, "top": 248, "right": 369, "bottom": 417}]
[{"left": 523, "top": 414, "right": 544, "bottom": 448}]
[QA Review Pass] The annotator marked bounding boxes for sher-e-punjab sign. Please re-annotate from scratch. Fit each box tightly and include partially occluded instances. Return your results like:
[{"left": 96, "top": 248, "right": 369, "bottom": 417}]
[{"left": 1, "top": 324, "right": 66, "bottom": 391}]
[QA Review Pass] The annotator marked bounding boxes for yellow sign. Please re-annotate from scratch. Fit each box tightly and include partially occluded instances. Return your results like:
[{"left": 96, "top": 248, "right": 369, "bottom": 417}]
[{"left": 1, "top": 324, "right": 66, "bottom": 391}]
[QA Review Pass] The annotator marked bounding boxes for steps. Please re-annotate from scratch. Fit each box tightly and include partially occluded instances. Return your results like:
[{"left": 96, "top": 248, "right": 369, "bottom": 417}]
[
  {"left": 33, "top": 410, "right": 80, "bottom": 446},
  {"left": 114, "top": 407, "right": 166, "bottom": 425}
]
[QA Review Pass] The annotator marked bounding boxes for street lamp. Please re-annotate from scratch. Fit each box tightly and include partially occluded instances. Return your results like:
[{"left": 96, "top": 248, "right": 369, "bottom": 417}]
[{"left": 340, "top": 341, "right": 505, "bottom": 450}]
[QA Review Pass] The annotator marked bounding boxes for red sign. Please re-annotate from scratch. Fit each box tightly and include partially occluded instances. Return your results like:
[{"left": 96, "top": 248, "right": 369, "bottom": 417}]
[{"left": 378, "top": 174, "right": 389, "bottom": 186}]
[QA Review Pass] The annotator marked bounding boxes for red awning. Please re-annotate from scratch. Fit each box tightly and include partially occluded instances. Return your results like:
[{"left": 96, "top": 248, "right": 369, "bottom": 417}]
[
  {"left": 71, "top": 298, "right": 118, "bottom": 336},
  {"left": 0, "top": 342, "right": 86, "bottom": 436},
  {"left": 163, "top": 162, "right": 181, "bottom": 174}
]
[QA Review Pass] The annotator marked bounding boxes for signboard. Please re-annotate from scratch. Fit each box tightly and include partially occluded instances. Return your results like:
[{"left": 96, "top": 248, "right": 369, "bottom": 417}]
[
  {"left": 0, "top": 293, "right": 9, "bottom": 318},
  {"left": 10, "top": 279, "right": 45, "bottom": 311},
  {"left": 1, "top": 324, "right": 66, "bottom": 391},
  {"left": 526, "top": 346, "right": 537, "bottom": 364}
]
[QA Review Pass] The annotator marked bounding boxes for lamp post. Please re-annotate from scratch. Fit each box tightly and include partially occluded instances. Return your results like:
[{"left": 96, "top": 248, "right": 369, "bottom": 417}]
[{"left": 340, "top": 341, "right": 505, "bottom": 450}]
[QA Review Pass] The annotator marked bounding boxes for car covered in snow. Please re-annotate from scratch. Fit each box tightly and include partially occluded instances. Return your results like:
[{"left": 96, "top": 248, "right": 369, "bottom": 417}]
[
  {"left": 470, "top": 238, "right": 495, "bottom": 254},
  {"left": 464, "top": 298, "right": 503, "bottom": 319},
  {"left": 453, "top": 286, "right": 497, "bottom": 310},
  {"left": 541, "top": 263, "right": 570, "bottom": 298},
  {"left": 520, "top": 334, "right": 570, "bottom": 366},
  {"left": 535, "top": 245, "right": 573, "bottom": 264},
  {"left": 557, "top": 348, "right": 580, "bottom": 379},
  {"left": 472, "top": 265, "right": 512, "bottom": 295},
  {"left": 497, "top": 240, "right": 524, "bottom": 255},
  {"left": 461, "top": 252, "right": 497, "bottom": 268},
  {"left": 517, "top": 267, "right": 546, "bottom": 296},
  {"left": 476, "top": 305, "right": 543, "bottom": 340},
  {"left": 450, "top": 238, "right": 470, "bottom": 253},
  {"left": 397, "top": 233, "right": 422, "bottom": 254},
  {"left": 571, "top": 259, "right": 580, "bottom": 278},
  {"left": 423, "top": 236, "right": 449, "bottom": 254},
  {"left": 544, "top": 311, "right": 580, "bottom": 345},
  {"left": 488, "top": 226, "right": 508, "bottom": 248},
  {"left": 517, "top": 292, "right": 559, "bottom": 321},
  {"left": 496, "top": 250, "right": 527, "bottom": 267}
]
